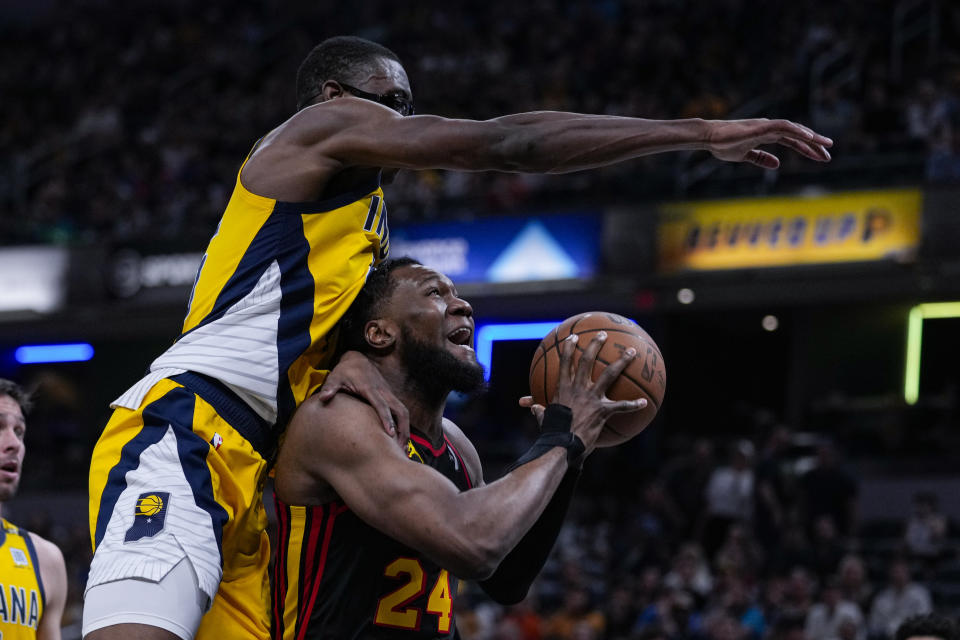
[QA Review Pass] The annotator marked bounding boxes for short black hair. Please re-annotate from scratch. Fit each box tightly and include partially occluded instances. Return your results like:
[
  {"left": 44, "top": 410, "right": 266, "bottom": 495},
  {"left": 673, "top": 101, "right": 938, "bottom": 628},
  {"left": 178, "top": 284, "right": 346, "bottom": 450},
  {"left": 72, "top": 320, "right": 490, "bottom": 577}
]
[
  {"left": 0, "top": 379, "right": 32, "bottom": 416},
  {"left": 896, "top": 614, "right": 959, "bottom": 640},
  {"left": 338, "top": 257, "right": 421, "bottom": 355},
  {"left": 296, "top": 36, "right": 403, "bottom": 110}
]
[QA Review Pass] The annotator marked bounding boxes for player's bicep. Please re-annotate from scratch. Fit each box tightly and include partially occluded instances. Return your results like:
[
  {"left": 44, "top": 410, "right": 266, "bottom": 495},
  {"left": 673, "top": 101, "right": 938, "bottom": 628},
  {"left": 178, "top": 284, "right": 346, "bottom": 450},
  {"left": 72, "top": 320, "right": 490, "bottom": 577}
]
[
  {"left": 310, "top": 102, "right": 512, "bottom": 172},
  {"left": 291, "top": 397, "right": 466, "bottom": 545}
]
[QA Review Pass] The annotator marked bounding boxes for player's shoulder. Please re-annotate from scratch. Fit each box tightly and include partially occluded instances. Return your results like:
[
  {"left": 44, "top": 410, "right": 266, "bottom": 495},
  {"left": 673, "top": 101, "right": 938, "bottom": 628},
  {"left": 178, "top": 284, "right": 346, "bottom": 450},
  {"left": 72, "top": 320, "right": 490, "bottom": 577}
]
[
  {"left": 291, "top": 392, "right": 380, "bottom": 439},
  {"left": 25, "top": 530, "right": 65, "bottom": 568}
]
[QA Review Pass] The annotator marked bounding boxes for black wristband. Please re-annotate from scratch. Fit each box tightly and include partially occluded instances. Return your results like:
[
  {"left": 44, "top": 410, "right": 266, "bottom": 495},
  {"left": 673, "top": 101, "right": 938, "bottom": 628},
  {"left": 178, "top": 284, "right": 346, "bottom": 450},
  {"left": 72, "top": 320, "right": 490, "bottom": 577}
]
[
  {"left": 540, "top": 404, "right": 573, "bottom": 433},
  {"left": 507, "top": 404, "right": 585, "bottom": 469}
]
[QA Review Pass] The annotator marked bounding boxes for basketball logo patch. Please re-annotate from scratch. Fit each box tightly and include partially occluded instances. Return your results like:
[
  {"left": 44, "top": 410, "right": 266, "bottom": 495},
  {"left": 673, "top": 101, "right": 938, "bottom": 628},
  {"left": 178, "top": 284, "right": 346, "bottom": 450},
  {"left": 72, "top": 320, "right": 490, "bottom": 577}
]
[
  {"left": 10, "top": 547, "right": 28, "bottom": 567},
  {"left": 124, "top": 492, "right": 170, "bottom": 542}
]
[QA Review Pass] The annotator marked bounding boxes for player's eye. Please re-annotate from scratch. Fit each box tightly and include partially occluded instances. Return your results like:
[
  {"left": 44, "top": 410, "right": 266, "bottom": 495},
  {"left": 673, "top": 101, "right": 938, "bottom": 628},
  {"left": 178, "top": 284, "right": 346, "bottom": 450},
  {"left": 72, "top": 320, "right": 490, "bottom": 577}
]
[{"left": 427, "top": 288, "right": 441, "bottom": 296}]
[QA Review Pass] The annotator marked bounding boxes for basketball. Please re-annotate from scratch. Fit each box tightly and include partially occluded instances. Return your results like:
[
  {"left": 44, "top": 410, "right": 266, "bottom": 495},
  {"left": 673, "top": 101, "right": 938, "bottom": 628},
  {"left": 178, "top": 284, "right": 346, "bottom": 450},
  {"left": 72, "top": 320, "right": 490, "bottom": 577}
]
[{"left": 529, "top": 311, "right": 666, "bottom": 447}]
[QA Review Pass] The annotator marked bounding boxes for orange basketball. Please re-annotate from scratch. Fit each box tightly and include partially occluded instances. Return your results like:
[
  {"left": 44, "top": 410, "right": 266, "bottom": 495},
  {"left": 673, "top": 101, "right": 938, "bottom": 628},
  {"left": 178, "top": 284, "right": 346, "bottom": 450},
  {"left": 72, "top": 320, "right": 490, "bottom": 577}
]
[{"left": 529, "top": 311, "right": 666, "bottom": 447}]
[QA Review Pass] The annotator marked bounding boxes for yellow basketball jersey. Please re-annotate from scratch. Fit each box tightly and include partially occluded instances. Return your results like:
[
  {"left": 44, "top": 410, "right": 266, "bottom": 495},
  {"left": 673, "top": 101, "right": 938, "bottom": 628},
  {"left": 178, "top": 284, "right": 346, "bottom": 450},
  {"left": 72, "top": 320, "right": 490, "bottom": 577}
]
[
  {"left": 118, "top": 153, "right": 390, "bottom": 433},
  {"left": 0, "top": 518, "right": 44, "bottom": 639}
]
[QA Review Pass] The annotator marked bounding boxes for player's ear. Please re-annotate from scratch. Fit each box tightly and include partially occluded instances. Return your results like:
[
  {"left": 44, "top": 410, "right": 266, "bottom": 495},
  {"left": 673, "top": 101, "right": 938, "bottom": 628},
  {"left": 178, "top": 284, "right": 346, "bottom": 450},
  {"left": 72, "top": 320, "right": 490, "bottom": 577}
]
[
  {"left": 365, "top": 319, "right": 397, "bottom": 351},
  {"left": 321, "top": 80, "right": 346, "bottom": 102}
]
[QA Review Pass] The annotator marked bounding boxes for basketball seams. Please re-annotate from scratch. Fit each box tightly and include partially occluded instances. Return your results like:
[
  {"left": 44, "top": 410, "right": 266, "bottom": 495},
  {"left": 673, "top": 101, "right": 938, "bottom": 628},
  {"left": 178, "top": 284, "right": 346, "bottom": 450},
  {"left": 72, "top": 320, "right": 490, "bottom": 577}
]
[{"left": 569, "top": 343, "right": 661, "bottom": 411}]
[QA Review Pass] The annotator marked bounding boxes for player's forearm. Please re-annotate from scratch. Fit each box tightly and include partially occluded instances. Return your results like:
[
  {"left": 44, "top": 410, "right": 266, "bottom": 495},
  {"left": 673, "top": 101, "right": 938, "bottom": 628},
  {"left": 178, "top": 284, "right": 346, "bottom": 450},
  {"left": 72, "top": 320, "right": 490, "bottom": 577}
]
[
  {"left": 479, "top": 468, "right": 580, "bottom": 603},
  {"left": 484, "top": 112, "right": 710, "bottom": 174},
  {"left": 439, "top": 447, "right": 570, "bottom": 579}
]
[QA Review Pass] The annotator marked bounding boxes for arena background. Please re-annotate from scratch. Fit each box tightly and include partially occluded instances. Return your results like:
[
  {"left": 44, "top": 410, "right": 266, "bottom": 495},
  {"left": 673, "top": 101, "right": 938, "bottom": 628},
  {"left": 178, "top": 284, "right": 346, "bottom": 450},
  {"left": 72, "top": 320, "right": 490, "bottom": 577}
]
[{"left": 2, "top": 1, "right": 960, "bottom": 638}]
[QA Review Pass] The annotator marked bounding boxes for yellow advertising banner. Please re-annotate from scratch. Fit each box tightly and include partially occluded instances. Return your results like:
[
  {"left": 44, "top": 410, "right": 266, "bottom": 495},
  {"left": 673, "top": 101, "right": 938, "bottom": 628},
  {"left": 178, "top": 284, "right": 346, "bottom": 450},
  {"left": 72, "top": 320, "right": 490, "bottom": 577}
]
[{"left": 657, "top": 189, "right": 922, "bottom": 272}]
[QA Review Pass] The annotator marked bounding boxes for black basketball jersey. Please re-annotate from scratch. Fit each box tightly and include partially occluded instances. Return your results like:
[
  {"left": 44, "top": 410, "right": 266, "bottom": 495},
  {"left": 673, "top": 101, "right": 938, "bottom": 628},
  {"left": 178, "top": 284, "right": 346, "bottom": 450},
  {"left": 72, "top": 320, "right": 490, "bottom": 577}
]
[{"left": 273, "top": 430, "right": 475, "bottom": 640}]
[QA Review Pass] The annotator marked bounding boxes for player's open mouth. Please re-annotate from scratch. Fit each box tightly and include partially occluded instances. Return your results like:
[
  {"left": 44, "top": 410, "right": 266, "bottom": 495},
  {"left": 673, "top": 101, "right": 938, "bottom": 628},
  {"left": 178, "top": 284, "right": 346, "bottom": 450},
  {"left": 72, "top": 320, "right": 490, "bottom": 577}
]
[
  {"left": 447, "top": 327, "right": 473, "bottom": 348},
  {"left": 0, "top": 462, "right": 18, "bottom": 477}
]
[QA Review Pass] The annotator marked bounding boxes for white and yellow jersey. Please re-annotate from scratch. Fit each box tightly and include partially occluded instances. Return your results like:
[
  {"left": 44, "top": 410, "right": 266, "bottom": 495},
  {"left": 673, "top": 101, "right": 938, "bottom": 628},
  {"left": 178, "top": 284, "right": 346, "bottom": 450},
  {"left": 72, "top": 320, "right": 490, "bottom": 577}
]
[
  {"left": 113, "top": 152, "right": 389, "bottom": 432},
  {"left": 0, "top": 518, "right": 44, "bottom": 639}
]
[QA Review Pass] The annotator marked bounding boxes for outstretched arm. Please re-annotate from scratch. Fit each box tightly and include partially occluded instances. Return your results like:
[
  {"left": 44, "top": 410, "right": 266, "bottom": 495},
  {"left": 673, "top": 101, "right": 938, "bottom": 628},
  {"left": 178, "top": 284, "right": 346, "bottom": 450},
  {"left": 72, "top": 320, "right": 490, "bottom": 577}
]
[{"left": 243, "top": 97, "right": 832, "bottom": 200}]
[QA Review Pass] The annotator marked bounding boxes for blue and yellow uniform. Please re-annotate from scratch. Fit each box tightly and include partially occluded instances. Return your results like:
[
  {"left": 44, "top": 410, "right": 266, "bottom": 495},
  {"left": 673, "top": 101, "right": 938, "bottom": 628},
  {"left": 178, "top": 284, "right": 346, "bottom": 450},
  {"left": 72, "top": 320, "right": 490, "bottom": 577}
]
[
  {"left": 0, "top": 518, "right": 45, "bottom": 639},
  {"left": 272, "top": 431, "right": 474, "bottom": 640},
  {"left": 87, "top": 151, "right": 390, "bottom": 639}
]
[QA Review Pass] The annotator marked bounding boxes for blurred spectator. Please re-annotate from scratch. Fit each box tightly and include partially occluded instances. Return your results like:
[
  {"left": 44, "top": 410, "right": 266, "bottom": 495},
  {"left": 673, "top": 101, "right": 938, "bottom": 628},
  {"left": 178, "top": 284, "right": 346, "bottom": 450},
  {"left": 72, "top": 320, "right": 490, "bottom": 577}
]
[
  {"left": 837, "top": 554, "right": 875, "bottom": 613},
  {"left": 804, "top": 577, "right": 866, "bottom": 640},
  {"left": 703, "top": 440, "right": 755, "bottom": 560},
  {"left": 714, "top": 522, "right": 764, "bottom": 583},
  {"left": 663, "top": 543, "right": 714, "bottom": 605},
  {"left": 754, "top": 426, "right": 793, "bottom": 557},
  {"left": 799, "top": 442, "right": 859, "bottom": 540},
  {"left": 771, "top": 615, "right": 809, "bottom": 640},
  {"left": 500, "top": 593, "right": 544, "bottom": 640},
  {"left": 810, "top": 516, "right": 849, "bottom": 580},
  {"left": 663, "top": 438, "right": 715, "bottom": 541},
  {"left": 634, "top": 587, "right": 704, "bottom": 640},
  {"left": 902, "top": 492, "right": 948, "bottom": 571},
  {"left": 781, "top": 567, "right": 817, "bottom": 621},
  {"left": 542, "top": 586, "right": 605, "bottom": 640},
  {"left": 713, "top": 576, "right": 766, "bottom": 640},
  {"left": 867, "top": 559, "right": 933, "bottom": 640},
  {"left": 601, "top": 584, "right": 636, "bottom": 640}
]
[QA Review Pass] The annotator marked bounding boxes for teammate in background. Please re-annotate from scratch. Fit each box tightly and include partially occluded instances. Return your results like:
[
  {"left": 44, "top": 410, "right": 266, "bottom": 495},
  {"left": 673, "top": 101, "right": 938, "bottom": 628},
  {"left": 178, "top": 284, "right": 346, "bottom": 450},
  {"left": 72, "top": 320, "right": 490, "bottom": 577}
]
[
  {"left": 0, "top": 379, "right": 68, "bottom": 640},
  {"left": 272, "top": 258, "right": 644, "bottom": 638},
  {"left": 84, "top": 35, "right": 834, "bottom": 640}
]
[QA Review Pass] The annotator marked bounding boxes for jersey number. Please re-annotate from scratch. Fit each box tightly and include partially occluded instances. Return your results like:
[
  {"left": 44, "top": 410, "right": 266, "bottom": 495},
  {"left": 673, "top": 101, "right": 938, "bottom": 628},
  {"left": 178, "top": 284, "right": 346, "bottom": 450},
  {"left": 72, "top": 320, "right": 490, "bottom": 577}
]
[{"left": 374, "top": 557, "right": 452, "bottom": 633}]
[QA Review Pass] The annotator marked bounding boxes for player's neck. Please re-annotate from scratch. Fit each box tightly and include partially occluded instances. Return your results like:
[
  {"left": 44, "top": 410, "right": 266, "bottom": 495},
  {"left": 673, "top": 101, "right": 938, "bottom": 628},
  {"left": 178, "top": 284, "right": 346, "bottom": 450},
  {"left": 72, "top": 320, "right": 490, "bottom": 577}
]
[{"left": 379, "top": 366, "right": 447, "bottom": 442}]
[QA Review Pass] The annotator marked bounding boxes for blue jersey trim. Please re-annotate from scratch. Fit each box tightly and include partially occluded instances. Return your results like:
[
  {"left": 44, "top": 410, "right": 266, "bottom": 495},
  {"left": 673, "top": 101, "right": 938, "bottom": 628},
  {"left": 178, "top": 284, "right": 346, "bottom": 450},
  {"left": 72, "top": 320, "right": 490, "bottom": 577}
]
[
  {"left": 170, "top": 371, "right": 274, "bottom": 460},
  {"left": 271, "top": 173, "right": 381, "bottom": 215},
  {"left": 19, "top": 527, "right": 45, "bottom": 608}
]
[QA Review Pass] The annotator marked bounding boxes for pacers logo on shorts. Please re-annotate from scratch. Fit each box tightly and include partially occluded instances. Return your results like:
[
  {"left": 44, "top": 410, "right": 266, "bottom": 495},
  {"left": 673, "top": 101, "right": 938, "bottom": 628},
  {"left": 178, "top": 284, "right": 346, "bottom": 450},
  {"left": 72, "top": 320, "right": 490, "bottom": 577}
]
[{"left": 124, "top": 491, "right": 170, "bottom": 542}]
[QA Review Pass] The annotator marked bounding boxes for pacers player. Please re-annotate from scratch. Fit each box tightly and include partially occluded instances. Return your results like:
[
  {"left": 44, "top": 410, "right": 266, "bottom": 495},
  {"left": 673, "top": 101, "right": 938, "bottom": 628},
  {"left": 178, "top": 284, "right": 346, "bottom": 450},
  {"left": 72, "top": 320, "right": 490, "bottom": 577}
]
[
  {"left": 0, "top": 379, "right": 67, "bottom": 640},
  {"left": 84, "top": 36, "right": 834, "bottom": 640},
  {"left": 272, "top": 259, "right": 643, "bottom": 639}
]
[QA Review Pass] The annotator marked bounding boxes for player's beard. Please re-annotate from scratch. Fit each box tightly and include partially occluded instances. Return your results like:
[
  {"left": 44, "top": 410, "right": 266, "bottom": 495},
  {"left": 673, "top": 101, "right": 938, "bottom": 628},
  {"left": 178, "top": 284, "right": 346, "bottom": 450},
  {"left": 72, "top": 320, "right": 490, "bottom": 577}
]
[{"left": 400, "top": 327, "right": 485, "bottom": 401}]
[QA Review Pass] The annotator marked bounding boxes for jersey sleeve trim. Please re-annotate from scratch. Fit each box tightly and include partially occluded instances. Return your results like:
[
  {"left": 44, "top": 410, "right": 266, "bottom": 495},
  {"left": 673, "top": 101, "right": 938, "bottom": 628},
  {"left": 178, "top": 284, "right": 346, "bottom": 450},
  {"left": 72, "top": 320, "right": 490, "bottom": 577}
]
[{"left": 20, "top": 527, "right": 46, "bottom": 608}]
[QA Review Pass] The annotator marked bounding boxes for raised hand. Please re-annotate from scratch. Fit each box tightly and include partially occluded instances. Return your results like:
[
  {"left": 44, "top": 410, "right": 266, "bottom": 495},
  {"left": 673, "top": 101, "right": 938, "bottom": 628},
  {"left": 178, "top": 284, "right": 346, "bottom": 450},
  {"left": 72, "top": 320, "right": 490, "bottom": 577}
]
[{"left": 706, "top": 118, "right": 833, "bottom": 169}]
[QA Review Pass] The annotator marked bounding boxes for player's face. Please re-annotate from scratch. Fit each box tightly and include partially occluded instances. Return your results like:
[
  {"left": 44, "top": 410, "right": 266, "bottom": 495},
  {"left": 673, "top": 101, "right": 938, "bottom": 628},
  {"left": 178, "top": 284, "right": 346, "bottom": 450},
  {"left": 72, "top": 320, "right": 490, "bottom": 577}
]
[
  {"left": 351, "top": 58, "right": 413, "bottom": 184},
  {"left": 389, "top": 265, "right": 476, "bottom": 366},
  {"left": 351, "top": 58, "right": 413, "bottom": 111},
  {"left": 0, "top": 395, "right": 26, "bottom": 501}
]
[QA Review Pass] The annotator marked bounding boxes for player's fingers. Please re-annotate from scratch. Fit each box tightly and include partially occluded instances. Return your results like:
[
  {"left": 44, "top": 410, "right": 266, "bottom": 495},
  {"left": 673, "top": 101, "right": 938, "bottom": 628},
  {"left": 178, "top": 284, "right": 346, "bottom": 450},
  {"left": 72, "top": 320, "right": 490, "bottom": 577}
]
[
  {"left": 316, "top": 381, "right": 343, "bottom": 402},
  {"left": 603, "top": 397, "right": 648, "bottom": 414},
  {"left": 574, "top": 332, "right": 606, "bottom": 387},
  {"left": 745, "top": 149, "right": 780, "bottom": 169},
  {"left": 518, "top": 395, "right": 535, "bottom": 408},
  {"left": 557, "top": 334, "right": 578, "bottom": 386},
  {"left": 369, "top": 394, "right": 401, "bottom": 438},
  {"left": 770, "top": 119, "right": 833, "bottom": 147},
  {"left": 530, "top": 404, "right": 546, "bottom": 425},
  {"left": 392, "top": 402, "right": 411, "bottom": 445},
  {"left": 779, "top": 136, "right": 831, "bottom": 161},
  {"left": 593, "top": 346, "right": 636, "bottom": 393}
]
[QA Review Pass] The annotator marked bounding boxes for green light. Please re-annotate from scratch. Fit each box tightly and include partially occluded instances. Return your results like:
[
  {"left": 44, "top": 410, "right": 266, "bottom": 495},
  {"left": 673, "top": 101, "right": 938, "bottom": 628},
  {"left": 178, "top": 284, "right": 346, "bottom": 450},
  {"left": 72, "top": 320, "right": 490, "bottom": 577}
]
[{"left": 904, "top": 302, "right": 960, "bottom": 405}]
